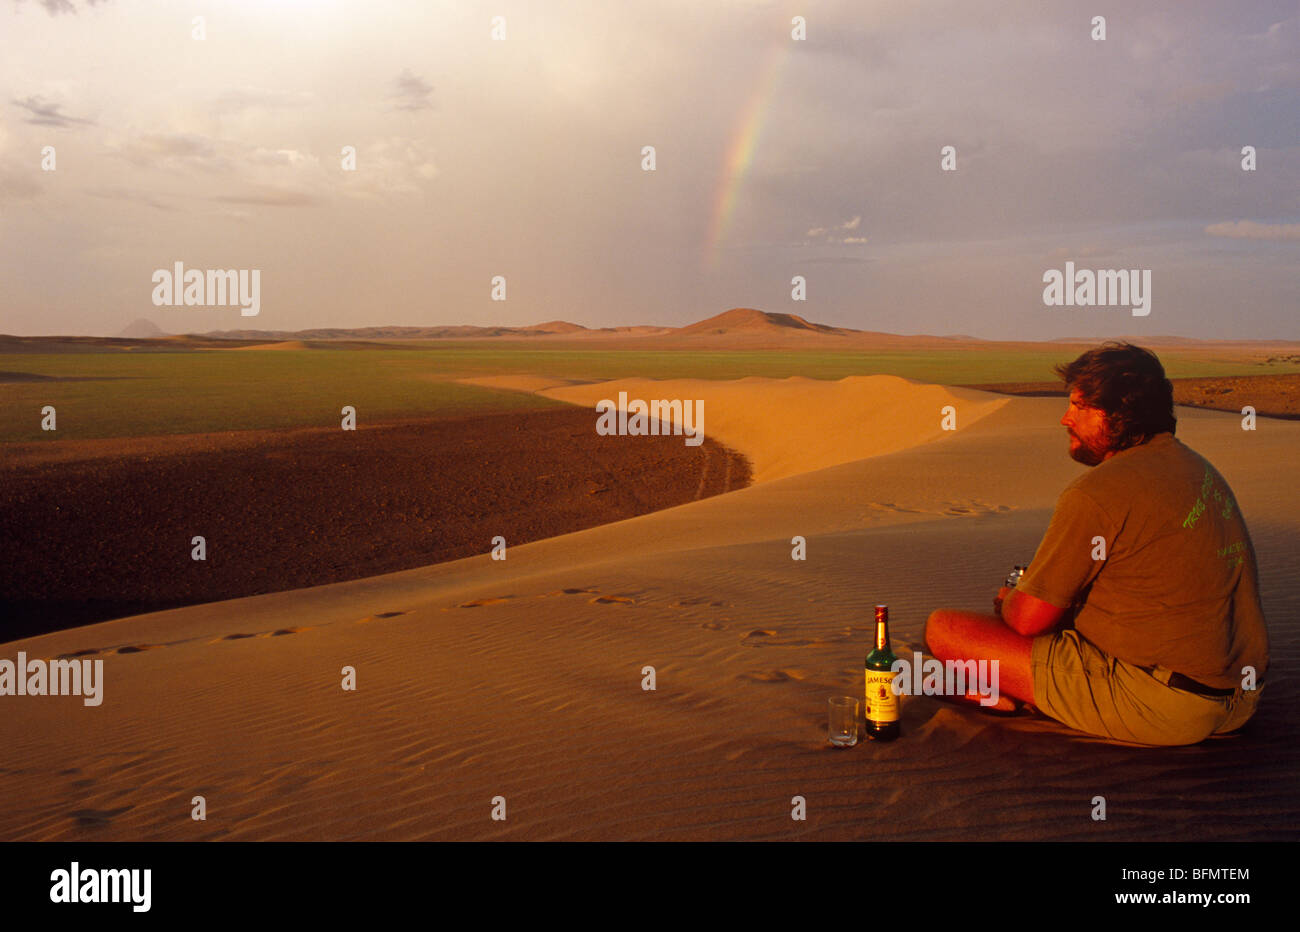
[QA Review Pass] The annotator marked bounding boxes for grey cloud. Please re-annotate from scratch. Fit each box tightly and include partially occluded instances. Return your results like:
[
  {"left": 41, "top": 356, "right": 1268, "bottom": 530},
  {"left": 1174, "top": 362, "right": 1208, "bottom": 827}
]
[
  {"left": 11, "top": 96, "right": 94, "bottom": 128},
  {"left": 11, "top": 0, "right": 109, "bottom": 15},
  {"left": 84, "top": 186, "right": 177, "bottom": 211},
  {"left": 1204, "top": 221, "right": 1300, "bottom": 240},
  {"left": 390, "top": 69, "right": 435, "bottom": 111}
]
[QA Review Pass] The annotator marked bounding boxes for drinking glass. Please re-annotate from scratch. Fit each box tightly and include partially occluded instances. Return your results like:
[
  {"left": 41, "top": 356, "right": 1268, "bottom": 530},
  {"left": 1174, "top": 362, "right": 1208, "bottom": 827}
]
[{"left": 828, "top": 696, "right": 859, "bottom": 747}]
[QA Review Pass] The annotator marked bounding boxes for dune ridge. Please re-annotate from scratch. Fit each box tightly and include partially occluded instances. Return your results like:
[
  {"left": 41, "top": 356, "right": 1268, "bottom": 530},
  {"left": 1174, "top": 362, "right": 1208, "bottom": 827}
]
[{"left": 540, "top": 374, "right": 1009, "bottom": 483}]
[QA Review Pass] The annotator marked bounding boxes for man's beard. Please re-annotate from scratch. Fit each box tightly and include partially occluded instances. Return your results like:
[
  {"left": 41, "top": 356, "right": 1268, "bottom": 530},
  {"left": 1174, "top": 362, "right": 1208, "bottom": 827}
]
[{"left": 1068, "top": 431, "right": 1111, "bottom": 466}]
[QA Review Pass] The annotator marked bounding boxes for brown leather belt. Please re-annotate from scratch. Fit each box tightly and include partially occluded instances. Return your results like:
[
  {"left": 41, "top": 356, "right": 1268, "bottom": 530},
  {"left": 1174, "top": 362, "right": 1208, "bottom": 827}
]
[
  {"left": 1167, "top": 672, "right": 1237, "bottom": 698},
  {"left": 1150, "top": 666, "right": 1238, "bottom": 698}
]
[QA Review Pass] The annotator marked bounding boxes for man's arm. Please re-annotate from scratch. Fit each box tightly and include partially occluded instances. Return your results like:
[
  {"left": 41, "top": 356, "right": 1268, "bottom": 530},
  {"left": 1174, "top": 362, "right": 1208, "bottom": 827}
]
[
  {"left": 1004, "top": 484, "right": 1113, "bottom": 637},
  {"left": 997, "top": 586, "right": 1066, "bottom": 637}
]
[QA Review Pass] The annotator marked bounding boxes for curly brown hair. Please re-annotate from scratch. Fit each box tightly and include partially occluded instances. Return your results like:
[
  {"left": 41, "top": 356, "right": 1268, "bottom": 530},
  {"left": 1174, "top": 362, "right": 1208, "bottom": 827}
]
[{"left": 1054, "top": 342, "right": 1176, "bottom": 451}]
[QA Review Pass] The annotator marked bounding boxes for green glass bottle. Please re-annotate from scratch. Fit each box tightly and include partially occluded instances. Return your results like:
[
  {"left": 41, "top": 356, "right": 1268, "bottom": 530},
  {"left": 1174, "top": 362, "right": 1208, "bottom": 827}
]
[{"left": 864, "top": 604, "right": 900, "bottom": 741}]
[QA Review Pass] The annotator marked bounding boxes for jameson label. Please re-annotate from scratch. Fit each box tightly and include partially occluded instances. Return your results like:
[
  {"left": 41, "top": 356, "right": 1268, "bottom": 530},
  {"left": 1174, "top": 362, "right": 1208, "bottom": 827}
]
[{"left": 865, "top": 670, "right": 899, "bottom": 723}]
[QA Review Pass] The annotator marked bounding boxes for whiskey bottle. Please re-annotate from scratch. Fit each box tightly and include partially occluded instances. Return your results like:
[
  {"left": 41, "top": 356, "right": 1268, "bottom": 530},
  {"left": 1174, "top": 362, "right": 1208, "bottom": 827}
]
[{"left": 864, "top": 604, "right": 900, "bottom": 741}]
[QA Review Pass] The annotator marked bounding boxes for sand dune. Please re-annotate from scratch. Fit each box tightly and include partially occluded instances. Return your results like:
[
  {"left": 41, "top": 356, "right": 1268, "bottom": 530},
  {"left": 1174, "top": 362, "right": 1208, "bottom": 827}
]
[
  {"left": 541, "top": 375, "right": 1009, "bottom": 483},
  {"left": 223, "top": 340, "right": 308, "bottom": 351},
  {"left": 1, "top": 378, "right": 1295, "bottom": 841}
]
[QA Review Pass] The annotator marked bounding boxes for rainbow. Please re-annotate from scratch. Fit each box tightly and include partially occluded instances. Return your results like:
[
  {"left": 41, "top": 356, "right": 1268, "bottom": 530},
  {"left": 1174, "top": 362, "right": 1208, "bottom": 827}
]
[{"left": 705, "top": 39, "right": 792, "bottom": 269}]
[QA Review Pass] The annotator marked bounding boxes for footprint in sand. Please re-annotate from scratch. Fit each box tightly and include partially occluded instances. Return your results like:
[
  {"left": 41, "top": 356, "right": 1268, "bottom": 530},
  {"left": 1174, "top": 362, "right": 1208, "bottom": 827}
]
[
  {"left": 208, "top": 625, "right": 314, "bottom": 643},
  {"left": 742, "top": 626, "right": 855, "bottom": 648},
  {"left": 71, "top": 806, "right": 133, "bottom": 827},
  {"left": 673, "top": 597, "right": 728, "bottom": 608},
  {"left": 872, "top": 501, "right": 921, "bottom": 514},
  {"left": 357, "top": 611, "right": 409, "bottom": 624},
  {"left": 941, "top": 499, "right": 1011, "bottom": 517},
  {"left": 739, "top": 669, "right": 809, "bottom": 683},
  {"left": 460, "top": 588, "right": 619, "bottom": 608},
  {"left": 62, "top": 636, "right": 209, "bottom": 658}
]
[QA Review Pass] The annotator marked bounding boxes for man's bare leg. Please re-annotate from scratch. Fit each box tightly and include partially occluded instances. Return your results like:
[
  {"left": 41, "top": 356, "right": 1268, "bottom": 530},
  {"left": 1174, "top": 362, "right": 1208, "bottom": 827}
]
[{"left": 924, "top": 609, "right": 1037, "bottom": 708}]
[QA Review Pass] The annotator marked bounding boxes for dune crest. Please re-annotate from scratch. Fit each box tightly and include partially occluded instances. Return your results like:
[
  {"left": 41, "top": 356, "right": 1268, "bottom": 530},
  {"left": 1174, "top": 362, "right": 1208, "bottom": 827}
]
[
  {"left": 541, "top": 374, "right": 1009, "bottom": 483},
  {"left": 460, "top": 375, "right": 591, "bottom": 394}
]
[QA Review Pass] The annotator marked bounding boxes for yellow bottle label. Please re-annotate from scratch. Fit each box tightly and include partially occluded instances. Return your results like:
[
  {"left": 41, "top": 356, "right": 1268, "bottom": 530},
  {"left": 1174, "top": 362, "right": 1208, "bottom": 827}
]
[{"left": 865, "top": 670, "right": 899, "bottom": 723}]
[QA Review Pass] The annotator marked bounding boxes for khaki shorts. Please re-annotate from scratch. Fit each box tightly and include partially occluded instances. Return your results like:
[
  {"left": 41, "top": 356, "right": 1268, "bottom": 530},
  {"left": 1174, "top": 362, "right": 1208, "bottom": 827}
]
[{"left": 1030, "top": 628, "right": 1262, "bottom": 746}]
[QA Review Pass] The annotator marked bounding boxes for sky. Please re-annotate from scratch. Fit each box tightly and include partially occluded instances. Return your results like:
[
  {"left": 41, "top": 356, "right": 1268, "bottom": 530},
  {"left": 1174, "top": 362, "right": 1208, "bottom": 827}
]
[{"left": 1, "top": 0, "right": 1297, "bottom": 340}]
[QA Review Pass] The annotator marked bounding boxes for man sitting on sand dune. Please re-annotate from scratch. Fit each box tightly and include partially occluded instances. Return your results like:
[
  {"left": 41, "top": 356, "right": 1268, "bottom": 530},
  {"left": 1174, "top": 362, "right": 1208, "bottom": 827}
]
[{"left": 925, "top": 342, "right": 1268, "bottom": 746}]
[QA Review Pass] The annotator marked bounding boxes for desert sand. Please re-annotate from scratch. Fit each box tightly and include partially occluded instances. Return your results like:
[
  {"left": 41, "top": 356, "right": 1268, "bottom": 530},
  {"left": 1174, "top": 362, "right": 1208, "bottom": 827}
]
[{"left": 1, "top": 375, "right": 1295, "bottom": 841}]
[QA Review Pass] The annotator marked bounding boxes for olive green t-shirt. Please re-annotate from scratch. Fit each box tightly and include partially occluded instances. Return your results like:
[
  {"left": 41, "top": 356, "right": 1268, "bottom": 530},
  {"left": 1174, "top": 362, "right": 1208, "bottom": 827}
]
[{"left": 1016, "top": 433, "right": 1268, "bottom": 690}]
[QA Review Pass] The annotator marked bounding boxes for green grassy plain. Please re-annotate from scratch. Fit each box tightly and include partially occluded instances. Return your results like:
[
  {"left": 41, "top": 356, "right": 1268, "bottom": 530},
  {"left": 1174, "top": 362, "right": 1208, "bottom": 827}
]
[{"left": 2, "top": 344, "right": 1296, "bottom": 442}]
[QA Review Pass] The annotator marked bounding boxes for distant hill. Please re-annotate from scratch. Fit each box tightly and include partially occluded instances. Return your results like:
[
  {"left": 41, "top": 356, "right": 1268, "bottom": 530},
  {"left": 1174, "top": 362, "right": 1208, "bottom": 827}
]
[
  {"left": 200, "top": 321, "right": 594, "bottom": 341},
  {"left": 678, "top": 308, "right": 850, "bottom": 336},
  {"left": 593, "top": 325, "right": 675, "bottom": 335},
  {"left": 174, "top": 311, "right": 1298, "bottom": 350},
  {"left": 195, "top": 310, "right": 860, "bottom": 342},
  {"left": 1049, "top": 334, "right": 1291, "bottom": 346},
  {"left": 520, "top": 320, "right": 588, "bottom": 334},
  {"left": 116, "top": 318, "right": 167, "bottom": 338}
]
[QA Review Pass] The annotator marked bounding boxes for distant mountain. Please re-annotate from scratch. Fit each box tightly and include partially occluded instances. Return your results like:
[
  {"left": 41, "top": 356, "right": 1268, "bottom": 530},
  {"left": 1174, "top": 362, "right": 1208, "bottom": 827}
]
[
  {"left": 597, "top": 325, "right": 675, "bottom": 335},
  {"left": 193, "top": 309, "right": 904, "bottom": 344},
  {"left": 181, "top": 312, "right": 1290, "bottom": 348},
  {"left": 677, "top": 308, "right": 850, "bottom": 336},
  {"left": 199, "top": 321, "right": 595, "bottom": 341},
  {"left": 202, "top": 325, "right": 551, "bottom": 340},
  {"left": 116, "top": 318, "right": 167, "bottom": 338},
  {"left": 520, "top": 320, "right": 588, "bottom": 333}
]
